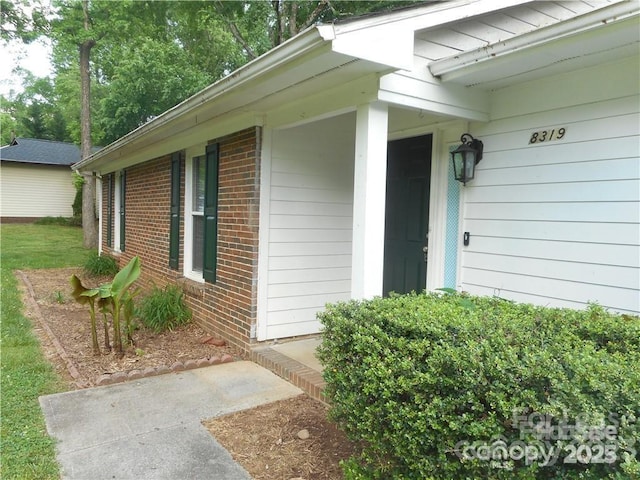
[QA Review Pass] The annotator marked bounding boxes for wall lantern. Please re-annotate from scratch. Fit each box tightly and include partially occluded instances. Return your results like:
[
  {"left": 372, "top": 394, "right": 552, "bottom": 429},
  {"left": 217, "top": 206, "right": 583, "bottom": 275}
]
[{"left": 451, "top": 133, "right": 483, "bottom": 185}]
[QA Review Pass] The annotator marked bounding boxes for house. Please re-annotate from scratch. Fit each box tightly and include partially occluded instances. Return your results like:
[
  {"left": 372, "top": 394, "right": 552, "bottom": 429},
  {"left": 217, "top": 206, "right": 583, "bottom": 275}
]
[
  {"left": 0, "top": 138, "right": 81, "bottom": 221},
  {"left": 74, "top": 0, "right": 640, "bottom": 353}
]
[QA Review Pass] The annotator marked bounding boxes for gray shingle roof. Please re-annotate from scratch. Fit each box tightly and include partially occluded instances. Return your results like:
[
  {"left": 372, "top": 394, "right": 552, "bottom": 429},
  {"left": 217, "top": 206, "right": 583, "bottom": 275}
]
[{"left": 0, "top": 138, "right": 100, "bottom": 166}]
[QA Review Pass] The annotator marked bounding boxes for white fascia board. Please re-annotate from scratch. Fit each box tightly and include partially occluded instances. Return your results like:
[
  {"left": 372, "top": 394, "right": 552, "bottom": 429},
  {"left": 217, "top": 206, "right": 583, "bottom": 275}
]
[
  {"left": 429, "top": 1, "right": 639, "bottom": 80},
  {"left": 331, "top": 0, "right": 529, "bottom": 35},
  {"left": 331, "top": 24, "right": 414, "bottom": 70},
  {"left": 74, "top": 26, "right": 332, "bottom": 172},
  {"left": 329, "top": 0, "right": 531, "bottom": 71}
]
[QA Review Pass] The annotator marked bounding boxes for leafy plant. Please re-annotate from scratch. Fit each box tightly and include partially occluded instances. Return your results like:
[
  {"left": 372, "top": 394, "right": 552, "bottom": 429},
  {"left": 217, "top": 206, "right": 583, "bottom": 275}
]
[
  {"left": 122, "top": 287, "right": 141, "bottom": 345},
  {"left": 53, "top": 290, "right": 65, "bottom": 304},
  {"left": 70, "top": 275, "right": 100, "bottom": 355},
  {"left": 137, "top": 284, "right": 192, "bottom": 333},
  {"left": 84, "top": 251, "right": 119, "bottom": 277},
  {"left": 72, "top": 171, "right": 84, "bottom": 220},
  {"left": 318, "top": 293, "right": 640, "bottom": 479},
  {"left": 70, "top": 256, "right": 141, "bottom": 357}
]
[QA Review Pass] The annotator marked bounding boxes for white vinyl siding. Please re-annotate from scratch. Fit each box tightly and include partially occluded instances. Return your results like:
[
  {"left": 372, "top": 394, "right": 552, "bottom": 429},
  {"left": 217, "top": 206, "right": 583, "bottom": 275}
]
[
  {"left": 460, "top": 55, "right": 640, "bottom": 314},
  {"left": 264, "top": 113, "right": 356, "bottom": 339},
  {"left": 0, "top": 163, "right": 75, "bottom": 218}
]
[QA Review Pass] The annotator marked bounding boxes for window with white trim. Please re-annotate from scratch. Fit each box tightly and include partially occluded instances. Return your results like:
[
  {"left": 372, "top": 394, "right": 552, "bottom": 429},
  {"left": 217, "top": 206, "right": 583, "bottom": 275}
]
[
  {"left": 184, "top": 145, "right": 219, "bottom": 282},
  {"left": 191, "top": 155, "right": 205, "bottom": 274}
]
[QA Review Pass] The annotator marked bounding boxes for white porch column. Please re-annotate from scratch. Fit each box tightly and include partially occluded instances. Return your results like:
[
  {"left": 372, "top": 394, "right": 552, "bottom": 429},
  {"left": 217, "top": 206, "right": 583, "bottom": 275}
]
[{"left": 351, "top": 101, "right": 389, "bottom": 299}]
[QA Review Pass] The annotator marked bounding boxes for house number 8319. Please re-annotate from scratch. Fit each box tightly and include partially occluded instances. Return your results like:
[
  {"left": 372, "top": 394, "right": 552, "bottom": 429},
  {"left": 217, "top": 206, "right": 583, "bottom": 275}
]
[{"left": 529, "top": 127, "right": 566, "bottom": 144}]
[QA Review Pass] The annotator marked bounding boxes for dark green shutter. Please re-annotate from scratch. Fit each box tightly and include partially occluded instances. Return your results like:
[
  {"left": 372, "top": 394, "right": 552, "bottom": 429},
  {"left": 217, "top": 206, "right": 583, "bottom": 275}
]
[
  {"left": 169, "top": 152, "right": 181, "bottom": 269},
  {"left": 107, "top": 174, "right": 113, "bottom": 248},
  {"left": 202, "top": 144, "right": 219, "bottom": 282},
  {"left": 119, "top": 170, "right": 126, "bottom": 252}
]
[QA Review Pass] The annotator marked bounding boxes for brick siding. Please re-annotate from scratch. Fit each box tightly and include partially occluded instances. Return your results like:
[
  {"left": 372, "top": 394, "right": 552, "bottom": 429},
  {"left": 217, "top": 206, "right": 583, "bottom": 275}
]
[{"left": 100, "top": 127, "right": 261, "bottom": 352}]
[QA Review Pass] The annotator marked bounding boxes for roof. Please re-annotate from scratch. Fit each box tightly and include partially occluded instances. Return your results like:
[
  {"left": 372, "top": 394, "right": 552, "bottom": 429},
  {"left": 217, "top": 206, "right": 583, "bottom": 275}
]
[
  {"left": 0, "top": 138, "right": 100, "bottom": 167},
  {"left": 74, "top": 0, "right": 638, "bottom": 173}
]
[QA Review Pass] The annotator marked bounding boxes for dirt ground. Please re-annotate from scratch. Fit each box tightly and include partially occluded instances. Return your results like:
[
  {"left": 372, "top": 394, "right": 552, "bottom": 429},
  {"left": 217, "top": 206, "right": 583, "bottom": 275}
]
[{"left": 20, "top": 267, "right": 355, "bottom": 479}]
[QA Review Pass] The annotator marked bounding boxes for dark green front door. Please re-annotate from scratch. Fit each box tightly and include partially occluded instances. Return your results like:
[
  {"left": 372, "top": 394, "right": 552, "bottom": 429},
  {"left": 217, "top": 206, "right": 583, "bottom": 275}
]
[{"left": 383, "top": 134, "right": 432, "bottom": 296}]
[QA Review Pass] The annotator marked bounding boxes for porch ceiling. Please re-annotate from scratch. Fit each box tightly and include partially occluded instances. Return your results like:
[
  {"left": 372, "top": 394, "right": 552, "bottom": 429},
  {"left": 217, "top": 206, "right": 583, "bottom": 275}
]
[{"left": 428, "top": 3, "right": 639, "bottom": 89}]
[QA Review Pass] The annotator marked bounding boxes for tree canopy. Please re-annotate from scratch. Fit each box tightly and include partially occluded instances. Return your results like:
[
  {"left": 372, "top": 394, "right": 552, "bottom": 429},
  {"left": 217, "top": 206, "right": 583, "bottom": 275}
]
[{"left": 1, "top": 0, "right": 422, "bottom": 147}]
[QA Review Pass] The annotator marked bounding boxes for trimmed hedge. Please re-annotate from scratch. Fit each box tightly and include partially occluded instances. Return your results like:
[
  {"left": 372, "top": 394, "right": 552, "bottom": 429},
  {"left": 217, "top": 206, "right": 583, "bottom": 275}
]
[{"left": 317, "top": 293, "right": 640, "bottom": 479}]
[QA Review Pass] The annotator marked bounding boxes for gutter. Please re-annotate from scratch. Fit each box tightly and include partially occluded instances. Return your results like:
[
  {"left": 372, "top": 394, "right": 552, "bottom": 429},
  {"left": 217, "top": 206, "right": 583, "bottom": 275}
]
[
  {"left": 73, "top": 25, "right": 335, "bottom": 171},
  {"left": 429, "top": 1, "right": 639, "bottom": 79}
]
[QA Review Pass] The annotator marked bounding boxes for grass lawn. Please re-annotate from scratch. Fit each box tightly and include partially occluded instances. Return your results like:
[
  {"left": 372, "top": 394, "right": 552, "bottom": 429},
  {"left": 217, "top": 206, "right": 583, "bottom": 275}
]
[{"left": 1, "top": 224, "right": 89, "bottom": 479}]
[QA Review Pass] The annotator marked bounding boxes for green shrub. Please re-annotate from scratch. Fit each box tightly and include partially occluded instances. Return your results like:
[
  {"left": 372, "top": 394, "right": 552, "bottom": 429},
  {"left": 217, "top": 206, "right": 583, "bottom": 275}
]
[
  {"left": 83, "top": 251, "right": 119, "bottom": 277},
  {"left": 34, "top": 216, "right": 73, "bottom": 226},
  {"left": 137, "top": 284, "right": 191, "bottom": 333},
  {"left": 317, "top": 293, "right": 640, "bottom": 479},
  {"left": 72, "top": 171, "right": 83, "bottom": 218},
  {"left": 67, "top": 215, "right": 82, "bottom": 227}
]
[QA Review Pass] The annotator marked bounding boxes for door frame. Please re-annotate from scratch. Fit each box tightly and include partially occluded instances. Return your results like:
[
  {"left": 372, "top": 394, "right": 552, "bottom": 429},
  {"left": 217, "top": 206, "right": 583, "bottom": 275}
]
[
  {"left": 383, "top": 133, "right": 432, "bottom": 295},
  {"left": 388, "top": 121, "right": 466, "bottom": 292}
]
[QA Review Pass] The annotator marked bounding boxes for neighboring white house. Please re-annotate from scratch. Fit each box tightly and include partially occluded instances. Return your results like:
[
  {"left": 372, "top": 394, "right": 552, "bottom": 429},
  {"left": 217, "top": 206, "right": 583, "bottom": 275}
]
[
  {"left": 0, "top": 138, "right": 82, "bottom": 221},
  {"left": 75, "top": 0, "right": 639, "bottom": 350}
]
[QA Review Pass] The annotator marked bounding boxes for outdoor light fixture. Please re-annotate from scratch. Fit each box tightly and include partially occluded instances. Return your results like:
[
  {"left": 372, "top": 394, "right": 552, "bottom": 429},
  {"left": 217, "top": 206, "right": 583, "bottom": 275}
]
[{"left": 451, "top": 133, "right": 483, "bottom": 185}]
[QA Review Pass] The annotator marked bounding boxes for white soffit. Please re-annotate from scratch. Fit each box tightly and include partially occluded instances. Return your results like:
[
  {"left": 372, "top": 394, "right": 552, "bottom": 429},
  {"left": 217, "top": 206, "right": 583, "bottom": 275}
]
[{"left": 428, "top": 2, "right": 639, "bottom": 88}]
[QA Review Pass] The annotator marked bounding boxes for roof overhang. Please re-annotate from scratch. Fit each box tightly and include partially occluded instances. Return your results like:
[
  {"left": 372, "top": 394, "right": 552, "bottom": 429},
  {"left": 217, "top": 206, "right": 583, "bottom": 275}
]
[
  {"left": 74, "top": 22, "right": 410, "bottom": 173},
  {"left": 74, "top": 0, "right": 538, "bottom": 173},
  {"left": 429, "top": 1, "right": 640, "bottom": 89}
]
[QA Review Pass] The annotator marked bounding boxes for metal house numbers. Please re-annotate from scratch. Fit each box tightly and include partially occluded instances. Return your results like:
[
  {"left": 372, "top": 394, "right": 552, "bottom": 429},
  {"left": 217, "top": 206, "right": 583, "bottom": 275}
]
[{"left": 529, "top": 127, "right": 566, "bottom": 144}]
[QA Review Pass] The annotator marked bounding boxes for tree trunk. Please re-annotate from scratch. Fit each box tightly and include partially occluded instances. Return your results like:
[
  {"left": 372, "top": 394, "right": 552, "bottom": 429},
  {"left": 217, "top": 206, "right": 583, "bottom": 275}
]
[{"left": 80, "top": 0, "right": 97, "bottom": 249}]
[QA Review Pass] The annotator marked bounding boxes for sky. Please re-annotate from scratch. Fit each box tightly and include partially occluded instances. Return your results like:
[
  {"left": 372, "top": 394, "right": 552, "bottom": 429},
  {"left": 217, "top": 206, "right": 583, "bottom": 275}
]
[{"left": 0, "top": 37, "right": 53, "bottom": 97}]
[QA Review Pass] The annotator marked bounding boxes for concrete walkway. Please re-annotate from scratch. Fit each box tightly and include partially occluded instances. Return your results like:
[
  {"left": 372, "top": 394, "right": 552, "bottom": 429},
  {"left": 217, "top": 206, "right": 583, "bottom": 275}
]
[{"left": 40, "top": 361, "right": 302, "bottom": 480}]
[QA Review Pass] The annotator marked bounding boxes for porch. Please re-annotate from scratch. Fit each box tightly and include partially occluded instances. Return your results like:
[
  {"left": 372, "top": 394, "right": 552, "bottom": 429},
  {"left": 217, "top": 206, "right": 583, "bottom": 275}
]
[{"left": 251, "top": 337, "right": 326, "bottom": 402}]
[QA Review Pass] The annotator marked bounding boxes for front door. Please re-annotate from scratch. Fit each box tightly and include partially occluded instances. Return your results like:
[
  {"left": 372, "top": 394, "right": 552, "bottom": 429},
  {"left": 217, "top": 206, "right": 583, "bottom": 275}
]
[{"left": 383, "top": 134, "right": 432, "bottom": 296}]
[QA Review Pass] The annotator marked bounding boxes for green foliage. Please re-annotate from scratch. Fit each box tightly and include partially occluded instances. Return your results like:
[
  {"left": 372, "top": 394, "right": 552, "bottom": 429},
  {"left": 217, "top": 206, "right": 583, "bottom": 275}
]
[
  {"left": 34, "top": 216, "right": 75, "bottom": 226},
  {"left": 83, "top": 251, "right": 119, "bottom": 277},
  {"left": 53, "top": 290, "right": 65, "bottom": 303},
  {"left": 2, "top": 0, "right": 424, "bottom": 146},
  {"left": 2, "top": 75, "right": 72, "bottom": 143},
  {"left": 1, "top": 223, "right": 85, "bottom": 479},
  {"left": 71, "top": 171, "right": 83, "bottom": 218},
  {"left": 317, "top": 293, "right": 640, "bottom": 479},
  {"left": 137, "top": 284, "right": 192, "bottom": 333},
  {"left": 0, "top": 0, "right": 49, "bottom": 43},
  {"left": 97, "top": 38, "right": 211, "bottom": 143},
  {"left": 71, "top": 256, "right": 141, "bottom": 357},
  {"left": 70, "top": 273, "right": 101, "bottom": 354},
  {"left": 1, "top": 109, "right": 18, "bottom": 145}
]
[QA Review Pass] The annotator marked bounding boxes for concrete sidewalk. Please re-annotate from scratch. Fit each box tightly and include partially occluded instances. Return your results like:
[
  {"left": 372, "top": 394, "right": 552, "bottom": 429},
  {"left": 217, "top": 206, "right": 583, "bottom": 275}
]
[{"left": 40, "top": 361, "right": 302, "bottom": 480}]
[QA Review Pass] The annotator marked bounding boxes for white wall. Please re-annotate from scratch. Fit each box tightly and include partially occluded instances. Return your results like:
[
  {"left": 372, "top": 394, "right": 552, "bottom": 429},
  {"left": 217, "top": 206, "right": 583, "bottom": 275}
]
[
  {"left": 0, "top": 163, "right": 76, "bottom": 218},
  {"left": 263, "top": 113, "right": 356, "bottom": 339},
  {"left": 461, "top": 55, "right": 640, "bottom": 314}
]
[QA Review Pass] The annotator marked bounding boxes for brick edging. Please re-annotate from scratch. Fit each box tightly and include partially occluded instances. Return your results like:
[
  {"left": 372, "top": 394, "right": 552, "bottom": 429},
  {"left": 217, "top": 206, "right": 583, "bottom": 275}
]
[
  {"left": 16, "top": 270, "right": 235, "bottom": 389},
  {"left": 17, "top": 270, "right": 88, "bottom": 389}
]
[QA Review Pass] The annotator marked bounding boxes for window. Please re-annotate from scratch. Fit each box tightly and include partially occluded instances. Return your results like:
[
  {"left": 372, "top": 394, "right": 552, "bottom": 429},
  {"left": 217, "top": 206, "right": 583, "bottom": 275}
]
[
  {"left": 106, "top": 173, "right": 114, "bottom": 248},
  {"left": 114, "top": 170, "right": 125, "bottom": 252},
  {"left": 184, "top": 144, "right": 219, "bottom": 282},
  {"left": 191, "top": 155, "right": 205, "bottom": 273}
]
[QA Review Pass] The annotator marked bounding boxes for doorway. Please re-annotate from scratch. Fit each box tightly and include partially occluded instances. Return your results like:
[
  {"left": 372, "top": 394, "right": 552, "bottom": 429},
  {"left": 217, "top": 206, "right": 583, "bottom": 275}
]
[{"left": 383, "top": 134, "right": 432, "bottom": 296}]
